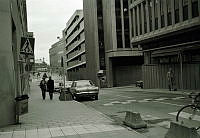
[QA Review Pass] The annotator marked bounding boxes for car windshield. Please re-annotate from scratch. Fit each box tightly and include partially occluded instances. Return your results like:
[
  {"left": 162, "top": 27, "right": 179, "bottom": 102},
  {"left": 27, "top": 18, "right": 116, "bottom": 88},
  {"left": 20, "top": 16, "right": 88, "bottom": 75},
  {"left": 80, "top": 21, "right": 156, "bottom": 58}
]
[{"left": 76, "top": 81, "right": 94, "bottom": 87}]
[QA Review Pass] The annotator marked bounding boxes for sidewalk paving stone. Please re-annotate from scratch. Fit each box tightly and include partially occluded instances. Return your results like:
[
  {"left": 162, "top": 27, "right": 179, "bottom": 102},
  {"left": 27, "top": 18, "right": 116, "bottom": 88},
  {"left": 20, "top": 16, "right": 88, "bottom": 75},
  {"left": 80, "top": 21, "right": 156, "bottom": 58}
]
[{"left": 0, "top": 80, "right": 148, "bottom": 138}]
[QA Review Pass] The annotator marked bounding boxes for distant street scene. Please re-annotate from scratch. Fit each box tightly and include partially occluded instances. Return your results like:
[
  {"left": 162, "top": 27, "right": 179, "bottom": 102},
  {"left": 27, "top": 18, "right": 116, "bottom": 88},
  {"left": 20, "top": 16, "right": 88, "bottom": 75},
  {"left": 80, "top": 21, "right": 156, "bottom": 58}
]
[{"left": 0, "top": 0, "right": 200, "bottom": 138}]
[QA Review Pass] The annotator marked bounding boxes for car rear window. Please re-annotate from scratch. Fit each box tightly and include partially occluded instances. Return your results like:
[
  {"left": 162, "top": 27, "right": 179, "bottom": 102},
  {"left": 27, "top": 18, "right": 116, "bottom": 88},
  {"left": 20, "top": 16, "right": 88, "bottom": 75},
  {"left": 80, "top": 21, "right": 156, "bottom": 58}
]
[{"left": 77, "top": 81, "right": 93, "bottom": 87}]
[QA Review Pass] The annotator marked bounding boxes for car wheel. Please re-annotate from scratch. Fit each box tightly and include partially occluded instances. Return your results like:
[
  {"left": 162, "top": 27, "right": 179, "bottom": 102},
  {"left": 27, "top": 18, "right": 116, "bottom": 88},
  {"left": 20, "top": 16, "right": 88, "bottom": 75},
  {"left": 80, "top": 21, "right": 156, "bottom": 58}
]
[{"left": 95, "top": 95, "right": 98, "bottom": 100}]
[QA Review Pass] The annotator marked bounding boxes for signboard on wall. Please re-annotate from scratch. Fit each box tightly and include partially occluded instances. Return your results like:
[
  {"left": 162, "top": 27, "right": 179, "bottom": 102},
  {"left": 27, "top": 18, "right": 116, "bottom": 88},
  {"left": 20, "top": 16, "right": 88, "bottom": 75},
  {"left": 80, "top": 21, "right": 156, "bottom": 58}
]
[{"left": 20, "top": 37, "right": 35, "bottom": 55}]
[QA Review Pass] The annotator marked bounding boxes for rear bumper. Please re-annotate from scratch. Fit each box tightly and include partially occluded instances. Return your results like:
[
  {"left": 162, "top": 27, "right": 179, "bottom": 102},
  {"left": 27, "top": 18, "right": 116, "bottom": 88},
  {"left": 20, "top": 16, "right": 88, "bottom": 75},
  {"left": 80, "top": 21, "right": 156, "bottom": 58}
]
[{"left": 74, "top": 91, "right": 98, "bottom": 97}]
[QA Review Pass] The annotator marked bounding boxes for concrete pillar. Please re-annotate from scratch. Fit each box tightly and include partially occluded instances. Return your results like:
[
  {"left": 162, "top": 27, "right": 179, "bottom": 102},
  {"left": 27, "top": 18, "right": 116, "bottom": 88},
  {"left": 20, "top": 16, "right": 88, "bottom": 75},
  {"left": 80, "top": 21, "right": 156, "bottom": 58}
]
[
  {"left": 164, "top": 0, "right": 168, "bottom": 27},
  {"left": 128, "top": 0, "right": 133, "bottom": 42},
  {"left": 141, "top": 2, "right": 145, "bottom": 34},
  {"left": 136, "top": 5, "right": 141, "bottom": 35},
  {"left": 132, "top": 7, "right": 137, "bottom": 37},
  {"left": 111, "top": 0, "right": 118, "bottom": 51},
  {"left": 171, "top": 0, "right": 175, "bottom": 25},
  {"left": 199, "top": 0, "right": 200, "bottom": 18},
  {"left": 120, "top": 0, "right": 125, "bottom": 48},
  {"left": 106, "top": 56, "right": 113, "bottom": 87},
  {"left": 157, "top": 0, "right": 161, "bottom": 29},
  {"left": 151, "top": 0, "right": 155, "bottom": 31},
  {"left": 144, "top": 52, "right": 151, "bottom": 64},
  {"left": 145, "top": 0, "right": 150, "bottom": 33},
  {"left": 179, "top": 0, "right": 183, "bottom": 22},
  {"left": 199, "top": 0, "right": 200, "bottom": 19},
  {"left": 188, "top": 0, "right": 192, "bottom": 19},
  {"left": 0, "top": 0, "right": 16, "bottom": 127}
]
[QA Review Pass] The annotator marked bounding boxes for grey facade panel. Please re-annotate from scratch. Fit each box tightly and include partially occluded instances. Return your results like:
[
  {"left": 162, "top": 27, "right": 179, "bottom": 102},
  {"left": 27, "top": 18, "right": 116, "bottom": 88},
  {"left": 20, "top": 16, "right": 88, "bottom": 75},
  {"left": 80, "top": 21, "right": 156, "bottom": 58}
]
[
  {"left": 0, "top": 0, "right": 30, "bottom": 127},
  {"left": 83, "top": 0, "right": 100, "bottom": 85}
]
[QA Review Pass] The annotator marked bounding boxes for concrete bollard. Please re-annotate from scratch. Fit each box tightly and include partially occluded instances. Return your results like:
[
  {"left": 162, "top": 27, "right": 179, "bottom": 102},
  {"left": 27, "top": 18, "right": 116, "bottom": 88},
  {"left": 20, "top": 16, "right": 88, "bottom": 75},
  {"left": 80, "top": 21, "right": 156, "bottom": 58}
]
[
  {"left": 123, "top": 111, "right": 147, "bottom": 129},
  {"left": 165, "top": 122, "right": 200, "bottom": 138},
  {"left": 59, "top": 89, "right": 73, "bottom": 101}
]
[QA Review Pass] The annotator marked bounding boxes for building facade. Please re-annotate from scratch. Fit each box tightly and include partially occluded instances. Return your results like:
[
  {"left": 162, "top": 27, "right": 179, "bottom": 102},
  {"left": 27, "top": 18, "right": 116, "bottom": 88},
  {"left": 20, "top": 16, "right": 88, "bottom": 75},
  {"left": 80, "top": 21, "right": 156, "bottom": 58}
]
[
  {"left": 83, "top": 0, "right": 143, "bottom": 87},
  {"left": 49, "top": 38, "right": 65, "bottom": 74},
  {"left": 129, "top": 0, "right": 200, "bottom": 90},
  {"left": 0, "top": 0, "right": 32, "bottom": 127},
  {"left": 63, "top": 10, "right": 87, "bottom": 80}
]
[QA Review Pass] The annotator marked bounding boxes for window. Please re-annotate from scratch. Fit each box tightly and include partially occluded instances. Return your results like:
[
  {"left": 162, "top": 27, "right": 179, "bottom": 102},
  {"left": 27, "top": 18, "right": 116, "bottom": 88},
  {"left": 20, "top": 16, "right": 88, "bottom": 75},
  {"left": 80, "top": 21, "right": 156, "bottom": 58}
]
[
  {"left": 115, "top": 0, "right": 123, "bottom": 48},
  {"left": 155, "top": 0, "right": 159, "bottom": 30},
  {"left": 135, "top": 8, "right": 138, "bottom": 35},
  {"left": 78, "top": 56, "right": 81, "bottom": 61},
  {"left": 139, "top": 4, "right": 142, "bottom": 34},
  {"left": 149, "top": 0, "right": 153, "bottom": 31},
  {"left": 183, "top": 0, "right": 188, "bottom": 21},
  {"left": 160, "top": 0, "right": 165, "bottom": 27},
  {"left": 174, "top": 0, "right": 179, "bottom": 23},
  {"left": 167, "top": 0, "right": 172, "bottom": 26},
  {"left": 192, "top": 0, "right": 199, "bottom": 18},
  {"left": 143, "top": 1, "right": 147, "bottom": 33}
]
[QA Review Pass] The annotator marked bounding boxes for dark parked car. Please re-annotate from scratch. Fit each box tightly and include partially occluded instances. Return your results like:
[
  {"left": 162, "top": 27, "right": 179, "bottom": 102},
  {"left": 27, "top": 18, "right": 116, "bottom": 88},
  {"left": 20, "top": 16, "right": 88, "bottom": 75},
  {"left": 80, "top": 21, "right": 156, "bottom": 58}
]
[{"left": 70, "top": 80, "right": 99, "bottom": 100}]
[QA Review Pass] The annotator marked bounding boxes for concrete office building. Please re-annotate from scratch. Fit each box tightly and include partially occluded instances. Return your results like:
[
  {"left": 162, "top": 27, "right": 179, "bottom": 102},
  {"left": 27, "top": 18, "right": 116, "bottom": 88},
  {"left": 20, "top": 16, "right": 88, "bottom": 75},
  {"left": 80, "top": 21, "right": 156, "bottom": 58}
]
[
  {"left": 83, "top": 0, "right": 143, "bottom": 87},
  {"left": 0, "top": 0, "right": 31, "bottom": 127},
  {"left": 49, "top": 38, "right": 65, "bottom": 74},
  {"left": 129, "top": 0, "right": 200, "bottom": 90},
  {"left": 63, "top": 10, "right": 87, "bottom": 80}
]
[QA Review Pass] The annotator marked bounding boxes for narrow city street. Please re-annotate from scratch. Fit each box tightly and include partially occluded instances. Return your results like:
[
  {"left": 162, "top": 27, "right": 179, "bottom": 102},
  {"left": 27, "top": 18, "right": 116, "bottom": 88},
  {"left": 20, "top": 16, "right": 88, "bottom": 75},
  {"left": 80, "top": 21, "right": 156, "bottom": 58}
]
[{"left": 82, "top": 86, "right": 200, "bottom": 137}]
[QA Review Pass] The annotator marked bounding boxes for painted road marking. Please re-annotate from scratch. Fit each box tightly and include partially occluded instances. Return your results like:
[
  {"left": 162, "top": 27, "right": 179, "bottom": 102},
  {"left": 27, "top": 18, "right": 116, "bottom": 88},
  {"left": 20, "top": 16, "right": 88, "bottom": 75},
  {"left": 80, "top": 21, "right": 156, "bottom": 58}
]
[
  {"left": 103, "top": 96, "right": 186, "bottom": 106},
  {"left": 153, "top": 101, "right": 185, "bottom": 107},
  {"left": 142, "top": 115, "right": 160, "bottom": 120},
  {"left": 169, "top": 112, "right": 200, "bottom": 121},
  {"left": 127, "top": 99, "right": 137, "bottom": 102},
  {"left": 171, "top": 97, "right": 186, "bottom": 100},
  {"left": 157, "top": 121, "right": 170, "bottom": 129},
  {"left": 49, "top": 127, "right": 64, "bottom": 137},
  {"left": 115, "top": 95, "right": 132, "bottom": 98},
  {"left": 154, "top": 98, "right": 169, "bottom": 101}
]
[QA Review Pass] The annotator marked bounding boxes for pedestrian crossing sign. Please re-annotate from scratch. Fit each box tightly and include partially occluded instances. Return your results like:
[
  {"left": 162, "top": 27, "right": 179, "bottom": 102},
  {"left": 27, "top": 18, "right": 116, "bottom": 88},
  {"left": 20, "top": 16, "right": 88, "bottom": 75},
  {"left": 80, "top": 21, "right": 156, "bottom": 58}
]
[{"left": 20, "top": 37, "right": 35, "bottom": 55}]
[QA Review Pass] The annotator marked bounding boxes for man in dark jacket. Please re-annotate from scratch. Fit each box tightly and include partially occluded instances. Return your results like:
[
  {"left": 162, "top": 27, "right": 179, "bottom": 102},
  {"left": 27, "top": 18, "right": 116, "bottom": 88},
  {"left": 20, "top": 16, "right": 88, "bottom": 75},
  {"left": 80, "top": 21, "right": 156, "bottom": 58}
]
[
  {"left": 47, "top": 76, "right": 54, "bottom": 100},
  {"left": 40, "top": 77, "right": 47, "bottom": 100}
]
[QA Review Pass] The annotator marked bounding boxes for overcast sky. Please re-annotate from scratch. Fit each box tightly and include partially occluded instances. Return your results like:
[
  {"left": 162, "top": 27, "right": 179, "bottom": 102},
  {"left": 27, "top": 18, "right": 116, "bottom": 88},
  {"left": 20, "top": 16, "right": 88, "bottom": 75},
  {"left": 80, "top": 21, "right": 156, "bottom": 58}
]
[{"left": 26, "top": 0, "right": 83, "bottom": 64}]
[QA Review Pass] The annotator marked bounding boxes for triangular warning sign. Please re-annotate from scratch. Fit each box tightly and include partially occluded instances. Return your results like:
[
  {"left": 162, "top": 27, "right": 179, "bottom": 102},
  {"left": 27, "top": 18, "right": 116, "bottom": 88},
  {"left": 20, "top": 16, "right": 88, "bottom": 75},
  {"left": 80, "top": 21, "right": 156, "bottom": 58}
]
[{"left": 21, "top": 39, "right": 33, "bottom": 54}]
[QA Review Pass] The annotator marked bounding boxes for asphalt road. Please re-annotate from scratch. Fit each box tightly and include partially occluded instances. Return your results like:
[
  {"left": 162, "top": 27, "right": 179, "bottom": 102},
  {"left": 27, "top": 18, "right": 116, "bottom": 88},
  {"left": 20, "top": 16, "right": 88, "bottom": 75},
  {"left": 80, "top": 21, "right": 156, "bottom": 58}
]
[{"left": 81, "top": 87, "right": 200, "bottom": 138}]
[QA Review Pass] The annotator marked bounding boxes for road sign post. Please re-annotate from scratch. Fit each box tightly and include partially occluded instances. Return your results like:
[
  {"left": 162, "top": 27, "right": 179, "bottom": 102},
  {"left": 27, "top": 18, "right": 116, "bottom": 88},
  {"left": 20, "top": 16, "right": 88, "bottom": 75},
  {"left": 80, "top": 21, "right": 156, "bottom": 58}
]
[{"left": 15, "top": 37, "right": 35, "bottom": 123}]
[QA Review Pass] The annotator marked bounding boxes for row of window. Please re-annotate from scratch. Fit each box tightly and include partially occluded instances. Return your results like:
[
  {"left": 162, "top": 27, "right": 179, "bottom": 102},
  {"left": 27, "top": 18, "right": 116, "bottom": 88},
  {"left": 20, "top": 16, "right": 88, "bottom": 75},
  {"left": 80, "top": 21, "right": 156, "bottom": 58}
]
[
  {"left": 130, "top": 0, "right": 199, "bottom": 37},
  {"left": 66, "top": 54, "right": 86, "bottom": 66},
  {"left": 66, "top": 44, "right": 85, "bottom": 59},
  {"left": 154, "top": 53, "right": 200, "bottom": 64},
  {"left": 65, "top": 19, "right": 84, "bottom": 41},
  {"left": 66, "top": 32, "right": 84, "bottom": 51},
  {"left": 68, "top": 64, "right": 86, "bottom": 72},
  {"left": 115, "top": 0, "right": 131, "bottom": 48},
  {"left": 64, "top": 15, "right": 80, "bottom": 36}
]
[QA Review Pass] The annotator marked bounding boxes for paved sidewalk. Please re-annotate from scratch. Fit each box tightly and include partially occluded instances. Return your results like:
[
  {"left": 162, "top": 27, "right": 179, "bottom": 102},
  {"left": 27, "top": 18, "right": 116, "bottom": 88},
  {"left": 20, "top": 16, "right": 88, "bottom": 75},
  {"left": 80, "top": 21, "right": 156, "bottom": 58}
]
[
  {"left": 107, "top": 85, "right": 200, "bottom": 96},
  {"left": 0, "top": 80, "right": 147, "bottom": 138}
]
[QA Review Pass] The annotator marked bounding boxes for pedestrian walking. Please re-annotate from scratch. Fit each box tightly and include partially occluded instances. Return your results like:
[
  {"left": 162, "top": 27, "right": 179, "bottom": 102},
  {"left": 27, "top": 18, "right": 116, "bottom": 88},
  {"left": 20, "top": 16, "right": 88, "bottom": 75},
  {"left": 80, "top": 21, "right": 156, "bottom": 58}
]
[
  {"left": 37, "top": 72, "right": 40, "bottom": 79},
  {"left": 47, "top": 76, "right": 54, "bottom": 100},
  {"left": 167, "top": 68, "right": 175, "bottom": 91},
  {"left": 40, "top": 77, "right": 47, "bottom": 100},
  {"left": 43, "top": 73, "right": 48, "bottom": 79}
]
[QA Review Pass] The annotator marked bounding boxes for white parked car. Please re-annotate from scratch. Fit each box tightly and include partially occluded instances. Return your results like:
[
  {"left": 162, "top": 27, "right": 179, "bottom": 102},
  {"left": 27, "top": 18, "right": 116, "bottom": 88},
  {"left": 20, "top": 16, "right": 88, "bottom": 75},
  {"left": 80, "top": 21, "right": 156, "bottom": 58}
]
[
  {"left": 70, "top": 80, "right": 99, "bottom": 100},
  {"left": 54, "top": 81, "right": 73, "bottom": 92}
]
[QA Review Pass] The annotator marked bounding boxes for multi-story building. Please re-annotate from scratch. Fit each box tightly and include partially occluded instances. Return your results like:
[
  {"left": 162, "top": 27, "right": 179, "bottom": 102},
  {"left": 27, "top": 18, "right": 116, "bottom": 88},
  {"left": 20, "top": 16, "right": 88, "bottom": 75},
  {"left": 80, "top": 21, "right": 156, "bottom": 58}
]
[
  {"left": 129, "top": 0, "right": 200, "bottom": 90},
  {"left": 83, "top": 0, "right": 143, "bottom": 87},
  {"left": 0, "top": 0, "right": 32, "bottom": 127},
  {"left": 63, "top": 10, "right": 87, "bottom": 80},
  {"left": 49, "top": 38, "right": 65, "bottom": 74}
]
